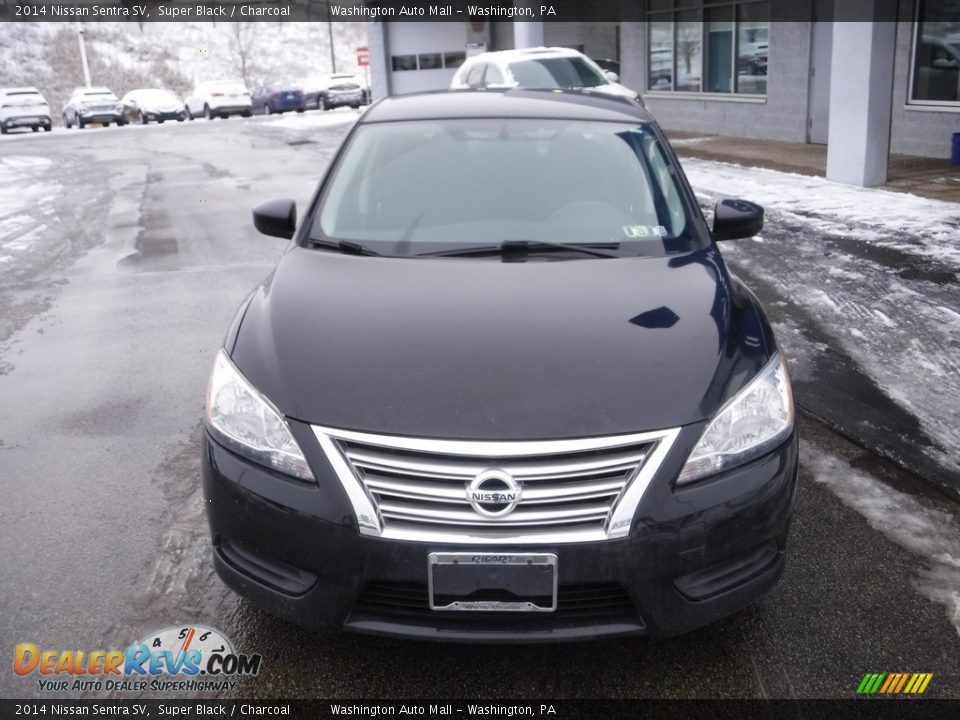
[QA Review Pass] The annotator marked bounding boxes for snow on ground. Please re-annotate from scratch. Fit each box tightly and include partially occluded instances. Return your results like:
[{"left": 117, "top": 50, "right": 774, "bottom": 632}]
[
  {"left": 684, "top": 159, "right": 960, "bottom": 268},
  {"left": 263, "top": 108, "right": 362, "bottom": 131},
  {"left": 803, "top": 440, "right": 960, "bottom": 636},
  {"left": 687, "top": 159, "right": 960, "bottom": 477},
  {"left": 0, "top": 157, "right": 59, "bottom": 268}
]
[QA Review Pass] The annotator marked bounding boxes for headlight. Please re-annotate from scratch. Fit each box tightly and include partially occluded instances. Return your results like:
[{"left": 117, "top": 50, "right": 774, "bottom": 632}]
[
  {"left": 677, "top": 353, "right": 794, "bottom": 485},
  {"left": 205, "top": 350, "right": 314, "bottom": 481}
]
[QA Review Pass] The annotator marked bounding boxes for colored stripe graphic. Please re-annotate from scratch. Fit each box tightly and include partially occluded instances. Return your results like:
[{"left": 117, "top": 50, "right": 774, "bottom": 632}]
[{"left": 857, "top": 673, "right": 932, "bottom": 695}]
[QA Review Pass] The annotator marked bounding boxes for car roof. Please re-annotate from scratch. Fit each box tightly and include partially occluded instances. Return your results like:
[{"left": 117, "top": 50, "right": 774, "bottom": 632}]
[
  {"left": 466, "top": 47, "right": 586, "bottom": 65},
  {"left": 361, "top": 88, "right": 652, "bottom": 125}
]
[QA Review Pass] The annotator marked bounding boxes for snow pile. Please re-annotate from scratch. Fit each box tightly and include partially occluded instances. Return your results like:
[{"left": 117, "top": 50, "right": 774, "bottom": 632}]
[
  {"left": 803, "top": 441, "right": 960, "bottom": 637},
  {"left": 684, "top": 159, "right": 960, "bottom": 268},
  {"left": 263, "top": 106, "right": 362, "bottom": 130},
  {"left": 686, "top": 159, "right": 960, "bottom": 478}
]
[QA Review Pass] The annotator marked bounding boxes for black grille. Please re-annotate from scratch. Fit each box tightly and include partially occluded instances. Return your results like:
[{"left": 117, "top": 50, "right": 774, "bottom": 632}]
[{"left": 354, "top": 582, "right": 637, "bottom": 622}]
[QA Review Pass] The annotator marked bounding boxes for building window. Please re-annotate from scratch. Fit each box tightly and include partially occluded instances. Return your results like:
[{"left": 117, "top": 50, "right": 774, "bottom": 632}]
[
  {"left": 647, "top": 1, "right": 768, "bottom": 96},
  {"left": 392, "top": 55, "right": 417, "bottom": 72},
  {"left": 911, "top": 0, "right": 960, "bottom": 104},
  {"left": 418, "top": 53, "right": 442, "bottom": 70},
  {"left": 444, "top": 51, "right": 466, "bottom": 69}
]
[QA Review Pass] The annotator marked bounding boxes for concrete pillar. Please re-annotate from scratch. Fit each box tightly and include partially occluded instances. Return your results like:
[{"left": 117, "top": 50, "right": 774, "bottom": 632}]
[
  {"left": 514, "top": 22, "right": 545, "bottom": 49},
  {"left": 825, "top": 14, "right": 897, "bottom": 186},
  {"left": 367, "top": 22, "right": 391, "bottom": 101}
]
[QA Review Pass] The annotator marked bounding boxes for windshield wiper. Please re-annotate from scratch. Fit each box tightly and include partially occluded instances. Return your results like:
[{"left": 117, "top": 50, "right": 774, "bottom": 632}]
[
  {"left": 419, "top": 240, "right": 621, "bottom": 259},
  {"left": 307, "top": 239, "right": 381, "bottom": 257}
]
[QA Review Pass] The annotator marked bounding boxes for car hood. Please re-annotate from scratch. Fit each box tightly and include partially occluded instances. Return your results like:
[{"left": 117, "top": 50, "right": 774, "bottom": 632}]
[{"left": 231, "top": 247, "right": 768, "bottom": 440}]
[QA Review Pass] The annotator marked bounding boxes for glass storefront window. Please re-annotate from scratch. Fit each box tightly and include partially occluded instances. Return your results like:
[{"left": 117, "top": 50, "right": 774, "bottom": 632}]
[
  {"left": 912, "top": 0, "right": 960, "bottom": 103},
  {"left": 706, "top": 8, "right": 734, "bottom": 93},
  {"left": 737, "top": 2, "right": 769, "bottom": 94},
  {"left": 647, "top": 1, "right": 769, "bottom": 96},
  {"left": 649, "top": 19, "right": 674, "bottom": 90},
  {"left": 675, "top": 11, "right": 703, "bottom": 91}
]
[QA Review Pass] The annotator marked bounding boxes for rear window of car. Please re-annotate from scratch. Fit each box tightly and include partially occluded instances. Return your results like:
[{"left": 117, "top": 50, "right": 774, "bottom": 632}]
[
  {"left": 508, "top": 57, "right": 608, "bottom": 89},
  {"left": 313, "top": 118, "right": 702, "bottom": 258},
  {"left": 3, "top": 92, "right": 44, "bottom": 106}
]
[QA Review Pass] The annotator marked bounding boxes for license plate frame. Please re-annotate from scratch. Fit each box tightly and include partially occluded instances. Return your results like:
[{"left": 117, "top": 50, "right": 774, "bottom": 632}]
[{"left": 428, "top": 552, "right": 558, "bottom": 612}]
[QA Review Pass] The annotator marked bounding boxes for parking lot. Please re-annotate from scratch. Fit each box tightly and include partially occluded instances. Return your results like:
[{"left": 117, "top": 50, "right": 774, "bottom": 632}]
[{"left": 1, "top": 111, "right": 959, "bottom": 699}]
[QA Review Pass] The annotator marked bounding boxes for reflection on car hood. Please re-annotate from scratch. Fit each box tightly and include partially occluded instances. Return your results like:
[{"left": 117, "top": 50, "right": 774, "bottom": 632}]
[{"left": 231, "top": 247, "right": 768, "bottom": 439}]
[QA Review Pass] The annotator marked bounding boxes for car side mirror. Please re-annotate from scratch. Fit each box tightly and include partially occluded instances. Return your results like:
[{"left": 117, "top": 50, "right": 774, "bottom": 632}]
[
  {"left": 253, "top": 199, "right": 297, "bottom": 239},
  {"left": 712, "top": 199, "right": 764, "bottom": 241},
  {"left": 604, "top": 70, "right": 620, "bottom": 83}
]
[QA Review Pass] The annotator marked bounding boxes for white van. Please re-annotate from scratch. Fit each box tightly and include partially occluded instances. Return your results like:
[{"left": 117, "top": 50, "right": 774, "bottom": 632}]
[{"left": 0, "top": 87, "right": 52, "bottom": 134}]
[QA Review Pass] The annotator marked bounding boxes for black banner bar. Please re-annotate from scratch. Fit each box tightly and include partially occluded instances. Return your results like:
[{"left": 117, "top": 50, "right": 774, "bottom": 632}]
[
  {"left": 3, "top": 699, "right": 960, "bottom": 720},
  {"left": 1, "top": 0, "right": 956, "bottom": 23}
]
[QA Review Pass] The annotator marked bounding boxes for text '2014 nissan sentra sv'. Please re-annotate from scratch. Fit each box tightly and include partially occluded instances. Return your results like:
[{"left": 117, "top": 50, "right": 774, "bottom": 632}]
[{"left": 202, "top": 89, "right": 798, "bottom": 642}]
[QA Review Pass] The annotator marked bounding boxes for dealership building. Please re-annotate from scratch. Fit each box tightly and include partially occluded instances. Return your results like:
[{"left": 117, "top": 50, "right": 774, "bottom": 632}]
[{"left": 365, "top": 1, "right": 960, "bottom": 186}]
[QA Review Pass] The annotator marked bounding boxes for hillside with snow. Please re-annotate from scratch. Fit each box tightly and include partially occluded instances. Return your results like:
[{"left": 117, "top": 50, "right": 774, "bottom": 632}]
[{"left": 0, "top": 22, "right": 368, "bottom": 124}]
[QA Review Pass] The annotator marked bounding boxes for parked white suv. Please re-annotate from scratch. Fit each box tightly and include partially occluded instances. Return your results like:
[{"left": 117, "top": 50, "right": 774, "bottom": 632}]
[
  {"left": 0, "top": 87, "right": 52, "bottom": 134},
  {"left": 184, "top": 81, "right": 252, "bottom": 120},
  {"left": 450, "top": 47, "right": 641, "bottom": 104}
]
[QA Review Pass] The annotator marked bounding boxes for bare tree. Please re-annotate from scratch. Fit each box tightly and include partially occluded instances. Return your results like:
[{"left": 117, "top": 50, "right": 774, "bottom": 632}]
[{"left": 228, "top": 23, "right": 258, "bottom": 87}]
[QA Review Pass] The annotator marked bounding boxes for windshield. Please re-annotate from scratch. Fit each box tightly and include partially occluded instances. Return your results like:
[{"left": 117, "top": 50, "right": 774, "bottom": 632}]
[
  {"left": 4, "top": 93, "right": 45, "bottom": 107},
  {"left": 139, "top": 90, "right": 179, "bottom": 103},
  {"left": 82, "top": 92, "right": 116, "bottom": 101},
  {"left": 313, "top": 119, "right": 701, "bottom": 258},
  {"left": 508, "top": 57, "right": 608, "bottom": 89},
  {"left": 209, "top": 84, "right": 248, "bottom": 95}
]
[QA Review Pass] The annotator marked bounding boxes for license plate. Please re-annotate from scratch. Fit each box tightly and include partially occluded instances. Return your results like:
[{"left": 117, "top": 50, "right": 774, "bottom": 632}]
[{"left": 428, "top": 552, "right": 557, "bottom": 612}]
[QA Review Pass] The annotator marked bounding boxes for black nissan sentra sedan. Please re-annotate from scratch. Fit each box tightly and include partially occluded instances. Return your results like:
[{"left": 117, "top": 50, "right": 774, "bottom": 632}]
[{"left": 202, "top": 89, "right": 798, "bottom": 641}]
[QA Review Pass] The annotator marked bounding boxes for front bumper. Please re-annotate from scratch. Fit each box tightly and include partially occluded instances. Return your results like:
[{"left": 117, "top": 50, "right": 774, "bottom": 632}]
[
  {"left": 80, "top": 111, "right": 124, "bottom": 123},
  {"left": 5, "top": 115, "right": 51, "bottom": 127},
  {"left": 145, "top": 110, "right": 185, "bottom": 121},
  {"left": 202, "top": 427, "right": 798, "bottom": 642}
]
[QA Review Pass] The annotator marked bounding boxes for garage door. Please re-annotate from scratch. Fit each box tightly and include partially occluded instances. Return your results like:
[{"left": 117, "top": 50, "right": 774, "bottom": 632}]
[{"left": 387, "top": 21, "right": 471, "bottom": 95}]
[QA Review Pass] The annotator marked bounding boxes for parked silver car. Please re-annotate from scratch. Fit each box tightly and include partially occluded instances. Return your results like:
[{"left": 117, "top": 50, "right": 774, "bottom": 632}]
[{"left": 62, "top": 87, "right": 126, "bottom": 129}]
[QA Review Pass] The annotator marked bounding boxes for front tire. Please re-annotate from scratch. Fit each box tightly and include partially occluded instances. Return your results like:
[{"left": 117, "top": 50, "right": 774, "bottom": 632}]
[
  {"left": 0, "top": 123, "right": 7, "bottom": 135},
  {"left": 204, "top": 104, "right": 213, "bottom": 120},
  {"left": 77, "top": 117, "right": 86, "bottom": 129},
  {"left": 140, "top": 113, "right": 148, "bottom": 125},
  {"left": 319, "top": 95, "right": 328, "bottom": 111},
  {"left": 186, "top": 107, "right": 194, "bottom": 121}
]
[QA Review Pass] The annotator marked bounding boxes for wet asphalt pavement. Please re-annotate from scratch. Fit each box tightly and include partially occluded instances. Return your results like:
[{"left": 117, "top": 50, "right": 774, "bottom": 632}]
[{"left": 0, "top": 115, "right": 958, "bottom": 699}]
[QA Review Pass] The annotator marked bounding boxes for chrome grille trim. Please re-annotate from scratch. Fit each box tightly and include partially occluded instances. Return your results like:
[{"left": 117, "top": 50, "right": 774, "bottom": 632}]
[{"left": 311, "top": 425, "right": 681, "bottom": 544}]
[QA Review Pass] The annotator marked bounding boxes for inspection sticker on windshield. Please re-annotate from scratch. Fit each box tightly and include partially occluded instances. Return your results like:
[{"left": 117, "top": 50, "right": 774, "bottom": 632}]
[{"left": 623, "top": 225, "right": 668, "bottom": 238}]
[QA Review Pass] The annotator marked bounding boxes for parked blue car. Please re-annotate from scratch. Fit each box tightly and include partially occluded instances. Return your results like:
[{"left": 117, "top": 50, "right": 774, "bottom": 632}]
[{"left": 252, "top": 86, "right": 306, "bottom": 115}]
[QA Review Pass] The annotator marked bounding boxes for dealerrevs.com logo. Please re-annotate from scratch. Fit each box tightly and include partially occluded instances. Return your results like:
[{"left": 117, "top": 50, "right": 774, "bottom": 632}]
[{"left": 14, "top": 625, "right": 263, "bottom": 693}]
